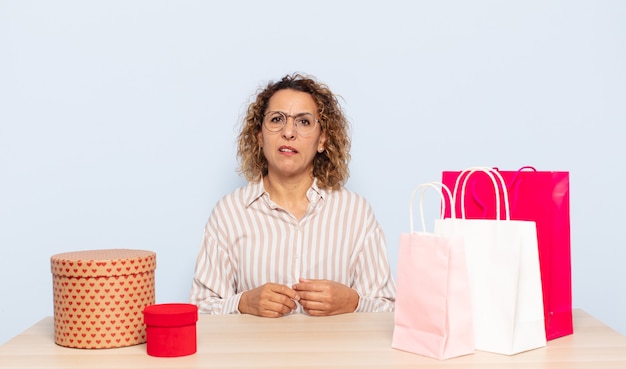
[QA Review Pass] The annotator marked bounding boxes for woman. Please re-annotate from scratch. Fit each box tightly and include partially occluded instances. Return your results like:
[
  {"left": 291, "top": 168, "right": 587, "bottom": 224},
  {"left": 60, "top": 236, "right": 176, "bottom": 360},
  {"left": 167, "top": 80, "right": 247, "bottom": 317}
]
[{"left": 190, "top": 73, "right": 395, "bottom": 317}]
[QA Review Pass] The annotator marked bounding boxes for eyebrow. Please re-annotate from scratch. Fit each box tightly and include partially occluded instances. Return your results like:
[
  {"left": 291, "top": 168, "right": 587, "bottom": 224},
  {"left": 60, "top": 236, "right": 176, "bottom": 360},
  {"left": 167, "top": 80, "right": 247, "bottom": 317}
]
[
  {"left": 265, "top": 110, "right": 315, "bottom": 117},
  {"left": 266, "top": 111, "right": 315, "bottom": 116}
]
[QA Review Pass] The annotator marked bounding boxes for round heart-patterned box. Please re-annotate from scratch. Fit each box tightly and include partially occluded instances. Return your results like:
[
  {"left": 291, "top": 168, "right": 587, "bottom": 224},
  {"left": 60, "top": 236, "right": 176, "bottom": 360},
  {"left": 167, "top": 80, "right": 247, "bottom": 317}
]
[{"left": 50, "top": 249, "right": 156, "bottom": 349}]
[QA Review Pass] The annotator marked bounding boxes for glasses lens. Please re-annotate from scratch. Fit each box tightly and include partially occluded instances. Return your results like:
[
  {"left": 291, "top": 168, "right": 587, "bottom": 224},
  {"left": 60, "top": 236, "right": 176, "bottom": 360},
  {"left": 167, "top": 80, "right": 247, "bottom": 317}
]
[
  {"left": 294, "top": 114, "right": 316, "bottom": 135},
  {"left": 264, "top": 112, "right": 286, "bottom": 132},
  {"left": 263, "top": 112, "right": 318, "bottom": 135}
]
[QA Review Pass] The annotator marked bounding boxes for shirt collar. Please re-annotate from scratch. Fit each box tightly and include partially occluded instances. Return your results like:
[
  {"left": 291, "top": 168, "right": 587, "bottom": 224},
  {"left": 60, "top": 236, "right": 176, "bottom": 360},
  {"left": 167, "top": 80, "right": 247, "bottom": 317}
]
[
  {"left": 244, "top": 180, "right": 266, "bottom": 207},
  {"left": 244, "top": 177, "right": 326, "bottom": 208}
]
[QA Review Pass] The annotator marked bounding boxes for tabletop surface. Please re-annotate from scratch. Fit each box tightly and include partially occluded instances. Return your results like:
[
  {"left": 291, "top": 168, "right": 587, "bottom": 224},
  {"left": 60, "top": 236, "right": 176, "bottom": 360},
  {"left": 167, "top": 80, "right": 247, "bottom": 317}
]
[{"left": 1, "top": 309, "right": 626, "bottom": 369}]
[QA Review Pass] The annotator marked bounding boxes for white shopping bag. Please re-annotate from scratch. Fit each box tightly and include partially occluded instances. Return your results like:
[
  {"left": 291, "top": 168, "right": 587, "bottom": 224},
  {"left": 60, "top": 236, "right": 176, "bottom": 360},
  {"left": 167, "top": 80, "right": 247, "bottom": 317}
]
[{"left": 434, "top": 167, "right": 546, "bottom": 355}]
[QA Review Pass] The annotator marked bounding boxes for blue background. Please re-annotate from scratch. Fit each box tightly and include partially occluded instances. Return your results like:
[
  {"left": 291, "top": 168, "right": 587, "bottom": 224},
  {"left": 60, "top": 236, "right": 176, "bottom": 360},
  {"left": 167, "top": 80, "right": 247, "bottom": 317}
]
[{"left": 1, "top": 0, "right": 625, "bottom": 344}]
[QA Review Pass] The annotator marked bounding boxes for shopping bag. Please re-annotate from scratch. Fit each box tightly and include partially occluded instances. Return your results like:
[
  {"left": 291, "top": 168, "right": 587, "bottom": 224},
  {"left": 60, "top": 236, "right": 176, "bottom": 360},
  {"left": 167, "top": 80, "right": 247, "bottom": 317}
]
[
  {"left": 434, "top": 167, "right": 546, "bottom": 355},
  {"left": 392, "top": 182, "right": 474, "bottom": 360},
  {"left": 442, "top": 166, "right": 572, "bottom": 340}
]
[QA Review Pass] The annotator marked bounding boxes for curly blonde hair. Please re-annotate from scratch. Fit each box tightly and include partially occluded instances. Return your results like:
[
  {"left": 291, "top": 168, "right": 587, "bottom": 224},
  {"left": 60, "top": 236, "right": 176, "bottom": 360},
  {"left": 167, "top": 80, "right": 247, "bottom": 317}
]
[{"left": 237, "top": 73, "right": 351, "bottom": 190}]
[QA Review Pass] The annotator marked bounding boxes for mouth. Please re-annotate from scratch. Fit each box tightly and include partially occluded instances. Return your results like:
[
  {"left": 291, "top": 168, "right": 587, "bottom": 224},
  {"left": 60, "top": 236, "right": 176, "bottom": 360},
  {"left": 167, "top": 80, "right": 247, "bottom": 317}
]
[{"left": 279, "top": 145, "right": 298, "bottom": 154}]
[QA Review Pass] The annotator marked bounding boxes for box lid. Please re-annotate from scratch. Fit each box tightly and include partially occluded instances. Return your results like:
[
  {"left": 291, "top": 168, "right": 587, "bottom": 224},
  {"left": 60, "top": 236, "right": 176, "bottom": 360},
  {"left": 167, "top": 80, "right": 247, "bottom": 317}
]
[
  {"left": 143, "top": 303, "right": 198, "bottom": 327},
  {"left": 51, "top": 249, "right": 156, "bottom": 278}
]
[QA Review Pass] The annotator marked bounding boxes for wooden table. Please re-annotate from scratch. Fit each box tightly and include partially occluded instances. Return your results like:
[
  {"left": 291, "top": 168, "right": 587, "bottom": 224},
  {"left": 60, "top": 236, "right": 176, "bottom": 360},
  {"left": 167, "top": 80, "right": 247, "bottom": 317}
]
[{"left": 1, "top": 309, "right": 625, "bottom": 368}]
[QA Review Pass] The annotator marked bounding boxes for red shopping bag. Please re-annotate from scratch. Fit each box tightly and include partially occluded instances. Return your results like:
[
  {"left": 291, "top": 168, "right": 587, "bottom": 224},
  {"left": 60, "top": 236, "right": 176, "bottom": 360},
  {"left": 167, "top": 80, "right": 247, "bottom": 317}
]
[{"left": 442, "top": 166, "right": 572, "bottom": 340}]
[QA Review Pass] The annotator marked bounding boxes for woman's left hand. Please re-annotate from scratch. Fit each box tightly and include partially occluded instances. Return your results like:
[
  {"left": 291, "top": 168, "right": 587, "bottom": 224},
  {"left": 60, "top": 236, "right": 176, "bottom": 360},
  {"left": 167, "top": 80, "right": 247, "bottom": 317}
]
[{"left": 292, "top": 278, "right": 359, "bottom": 316}]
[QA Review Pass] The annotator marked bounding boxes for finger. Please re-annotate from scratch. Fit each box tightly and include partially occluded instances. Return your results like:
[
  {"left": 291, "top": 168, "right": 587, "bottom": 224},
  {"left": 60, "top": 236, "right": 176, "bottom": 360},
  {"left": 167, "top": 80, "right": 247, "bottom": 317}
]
[
  {"left": 270, "top": 284, "right": 300, "bottom": 300},
  {"left": 304, "top": 309, "right": 327, "bottom": 317},
  {"left": 258, "top": 307, "right": 286, "bottom": 318},
  {"left": 294, "top": 290, "right": 309, "bottom": 302},
  {"left": 299, "top": 294, "right": 329, "bottom": 309},
  {"left": 300, "top": 300, "right": 329, "bottom": 316},
  {"left": 266, "top": 289, "right": 298, "bottom": 311},
  {"left": 293, "top": 279, "right": 324, "bottom": 292},
  {"left": 259, "top": 297, "right": 296, "bottom": 317}
]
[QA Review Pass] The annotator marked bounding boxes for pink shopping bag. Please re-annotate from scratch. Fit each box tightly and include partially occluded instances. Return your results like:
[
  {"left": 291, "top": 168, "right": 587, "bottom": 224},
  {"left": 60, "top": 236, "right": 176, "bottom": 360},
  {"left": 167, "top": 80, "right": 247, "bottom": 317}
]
[
  {"left": 442, "top": 166, "right": 572, "bottom": 340},
  {"left": 392, "top": 183, "right": 474, "bottom": 360}
]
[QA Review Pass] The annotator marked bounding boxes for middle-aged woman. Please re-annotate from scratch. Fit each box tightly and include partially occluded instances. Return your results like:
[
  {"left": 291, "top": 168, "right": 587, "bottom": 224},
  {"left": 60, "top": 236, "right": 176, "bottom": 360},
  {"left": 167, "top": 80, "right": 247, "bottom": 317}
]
[{"left": 190, "top": 73, "right": 396, "bottom": 317}]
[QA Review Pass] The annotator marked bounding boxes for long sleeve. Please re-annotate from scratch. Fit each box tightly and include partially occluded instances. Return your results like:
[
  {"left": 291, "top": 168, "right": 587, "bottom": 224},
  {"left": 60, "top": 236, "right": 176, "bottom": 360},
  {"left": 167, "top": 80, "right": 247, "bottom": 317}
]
[
  {"left": 190, "top": 223, "right": 242, "bottom": 314},
  {"left": 352, "top": 224, "right": 396, "bottom": 312}
]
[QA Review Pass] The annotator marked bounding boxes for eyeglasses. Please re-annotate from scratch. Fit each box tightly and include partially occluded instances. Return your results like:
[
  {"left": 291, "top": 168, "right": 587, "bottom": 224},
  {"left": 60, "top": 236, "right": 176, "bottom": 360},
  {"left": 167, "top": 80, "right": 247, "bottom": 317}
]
[{"left": 262, "top": 111, "right": 319, "bottom": 136}]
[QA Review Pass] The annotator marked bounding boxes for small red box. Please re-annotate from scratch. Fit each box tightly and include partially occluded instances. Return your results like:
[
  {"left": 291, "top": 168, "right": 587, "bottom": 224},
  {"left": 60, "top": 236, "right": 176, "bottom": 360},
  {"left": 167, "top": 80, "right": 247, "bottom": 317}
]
[{"left": 143, "top": 303, "right": 198, "bottom": 357}]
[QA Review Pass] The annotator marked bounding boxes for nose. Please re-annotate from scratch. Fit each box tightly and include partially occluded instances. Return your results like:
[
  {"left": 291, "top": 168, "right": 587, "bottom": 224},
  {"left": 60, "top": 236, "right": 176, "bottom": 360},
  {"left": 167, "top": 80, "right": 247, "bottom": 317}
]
[{"left": 281, "top": 117, "right": 297, "bottom": 140}]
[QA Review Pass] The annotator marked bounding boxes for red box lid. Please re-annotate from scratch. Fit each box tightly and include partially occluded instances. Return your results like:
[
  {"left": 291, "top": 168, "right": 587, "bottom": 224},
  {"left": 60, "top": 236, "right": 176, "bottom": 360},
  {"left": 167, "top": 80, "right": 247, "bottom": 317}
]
[{"left": 143, "top": 303, "right": 198, "bottom": 327}]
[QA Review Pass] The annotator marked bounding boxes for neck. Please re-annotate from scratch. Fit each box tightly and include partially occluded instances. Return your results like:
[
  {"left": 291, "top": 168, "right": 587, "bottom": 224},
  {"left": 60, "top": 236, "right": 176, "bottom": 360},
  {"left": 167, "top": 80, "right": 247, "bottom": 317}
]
[
  {"left": 264, "top": 173, "right": 313, "bottom": 198},
  {"left": 263, "top": 174, "right": 314, "bottom": 219}
]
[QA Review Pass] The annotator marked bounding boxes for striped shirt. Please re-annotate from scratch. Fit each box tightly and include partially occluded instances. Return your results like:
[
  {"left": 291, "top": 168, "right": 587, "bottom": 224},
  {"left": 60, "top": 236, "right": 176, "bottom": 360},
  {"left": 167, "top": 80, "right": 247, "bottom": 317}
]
[{"left": 190, "top": 179, "right": 396, "bottom": 314}]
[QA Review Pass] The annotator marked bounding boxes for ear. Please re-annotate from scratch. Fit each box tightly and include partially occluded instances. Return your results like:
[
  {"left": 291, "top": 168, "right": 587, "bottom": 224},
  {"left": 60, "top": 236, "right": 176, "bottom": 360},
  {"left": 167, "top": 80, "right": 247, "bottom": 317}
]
[
  {"left": 257, "top": 130, "right": 264, "bottom": 148},
  {"left": 317, "top": 132, "right": 327, "bottom": 151}
]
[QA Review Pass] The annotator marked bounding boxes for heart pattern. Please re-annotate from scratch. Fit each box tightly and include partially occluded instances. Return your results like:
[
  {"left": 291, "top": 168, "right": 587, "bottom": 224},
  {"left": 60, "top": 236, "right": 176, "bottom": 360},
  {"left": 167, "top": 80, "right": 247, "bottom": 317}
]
[{"left": 51, "top": 249, "right": 156, "bottom": 349}]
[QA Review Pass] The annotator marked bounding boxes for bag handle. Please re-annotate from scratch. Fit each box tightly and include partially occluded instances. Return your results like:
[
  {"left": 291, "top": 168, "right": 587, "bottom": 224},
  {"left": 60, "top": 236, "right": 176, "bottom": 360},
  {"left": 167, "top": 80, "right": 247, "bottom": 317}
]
[
  {"left": 452, "top": 167, "right": 511, "bottom": 220},
  {"left": 469, "top": 166, "right": 536, "bottom": 217},
  {"left": 509, "top": 165, "right": 537, "bottom": 184},
  {"left": 409, "top": 182, "right": 454, "bottom": 233}
]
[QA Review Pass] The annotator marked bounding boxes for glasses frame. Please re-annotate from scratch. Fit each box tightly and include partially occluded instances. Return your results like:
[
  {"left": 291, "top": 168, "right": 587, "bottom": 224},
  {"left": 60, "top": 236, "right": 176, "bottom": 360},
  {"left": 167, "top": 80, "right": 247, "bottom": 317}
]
[{"left": 261, "top": 111, "right": 320, "bottom": 136}]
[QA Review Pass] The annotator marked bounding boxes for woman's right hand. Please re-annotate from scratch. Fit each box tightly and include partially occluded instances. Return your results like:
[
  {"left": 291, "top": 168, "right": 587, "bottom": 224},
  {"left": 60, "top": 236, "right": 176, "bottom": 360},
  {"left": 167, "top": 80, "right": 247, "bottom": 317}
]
[{"left": 238, "top": 283, "right": 300, "bottom": 317}]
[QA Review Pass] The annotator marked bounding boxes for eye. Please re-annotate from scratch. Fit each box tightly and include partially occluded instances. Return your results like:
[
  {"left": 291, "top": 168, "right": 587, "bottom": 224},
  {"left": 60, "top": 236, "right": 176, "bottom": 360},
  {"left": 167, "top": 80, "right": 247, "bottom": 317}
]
[
  {"left": 296, "top": 114, "right": 315, "bottom": 127},
  {"left": 267, "top": 112, "right": 285, "bottom": 124},
  {"left": 297, "top": 118, "right": 311, "bottom": 127}
]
